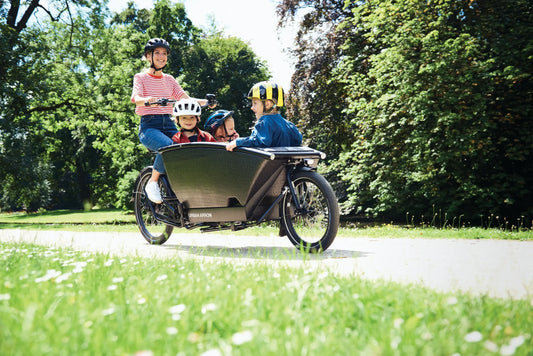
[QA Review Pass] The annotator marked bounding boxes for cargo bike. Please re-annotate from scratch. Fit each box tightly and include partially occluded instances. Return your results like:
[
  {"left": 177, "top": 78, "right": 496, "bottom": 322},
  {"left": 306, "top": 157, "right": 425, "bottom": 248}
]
[{"left": 133, "top": 101, "right": 340, "bottom": 253}]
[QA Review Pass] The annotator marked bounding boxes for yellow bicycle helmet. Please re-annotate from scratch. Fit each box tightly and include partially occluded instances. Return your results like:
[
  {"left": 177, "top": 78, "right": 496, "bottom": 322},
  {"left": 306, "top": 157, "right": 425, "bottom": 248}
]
[{"left": 247, "top": 81, "right": 284, "bottom": 107}]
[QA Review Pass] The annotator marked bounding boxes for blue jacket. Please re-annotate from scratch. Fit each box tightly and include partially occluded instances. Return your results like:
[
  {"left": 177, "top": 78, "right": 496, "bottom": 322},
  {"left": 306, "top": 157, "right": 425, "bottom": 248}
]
[{"left": 235, "top": 113, "right": 302, "bottom": 148}]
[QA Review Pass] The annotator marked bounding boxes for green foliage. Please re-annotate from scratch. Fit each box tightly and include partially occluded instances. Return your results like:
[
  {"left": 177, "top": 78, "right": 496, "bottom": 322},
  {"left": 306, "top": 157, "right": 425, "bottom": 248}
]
[
  {"left": 283, "top": 0, "right": 533, "bottom": 222},
  {"left": 0, "top": 0, "right": 269, "bottom": 211},
  {"left": 181, "top": 35, "right": 270, "bottom": 134}
]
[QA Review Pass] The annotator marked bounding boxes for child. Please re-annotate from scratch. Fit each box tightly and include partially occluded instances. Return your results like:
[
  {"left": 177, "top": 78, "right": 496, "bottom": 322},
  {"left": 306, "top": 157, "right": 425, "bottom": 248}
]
[
  {"left": 204, "top": 110, "right": 240, "bottom": 142},
  {"left": 131, "top": 38, "right": 210, "bottom": 203},
  {"left": 225, "top": 81, "right": 302, "bottom": 151},
  {"left": 171, "top": 98, "right": 216, "bottom": 143}
]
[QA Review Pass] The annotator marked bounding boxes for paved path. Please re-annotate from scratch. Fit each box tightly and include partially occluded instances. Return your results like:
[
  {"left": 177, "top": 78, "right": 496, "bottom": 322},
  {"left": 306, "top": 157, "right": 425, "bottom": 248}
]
[{"left": 1, "top": 229, "right": 532, "bottom": 300}]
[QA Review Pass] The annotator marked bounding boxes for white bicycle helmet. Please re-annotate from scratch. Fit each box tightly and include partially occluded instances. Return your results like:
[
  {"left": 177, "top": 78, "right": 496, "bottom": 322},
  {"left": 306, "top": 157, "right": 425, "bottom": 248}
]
[{"left": 173, "top": 98, "right": 202, "bottom": 117}]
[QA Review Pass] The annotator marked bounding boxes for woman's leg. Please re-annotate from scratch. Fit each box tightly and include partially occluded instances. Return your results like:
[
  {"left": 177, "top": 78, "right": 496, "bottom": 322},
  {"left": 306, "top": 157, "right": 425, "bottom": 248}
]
[
  {"left": 139, "top": 127, "right": 175, "bottom": 202},
  {"left": 139, "top": 127, "right": 174, "bottom": 175},
  {"left": 138, "top": 115, "right": 178, "bottom": 202}
]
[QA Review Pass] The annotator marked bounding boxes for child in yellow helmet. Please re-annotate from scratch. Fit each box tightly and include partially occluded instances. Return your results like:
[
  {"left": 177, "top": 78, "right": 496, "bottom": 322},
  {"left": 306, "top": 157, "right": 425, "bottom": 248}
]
[{"left": 225, "top": 81, "right": 302, "bottom": 151}]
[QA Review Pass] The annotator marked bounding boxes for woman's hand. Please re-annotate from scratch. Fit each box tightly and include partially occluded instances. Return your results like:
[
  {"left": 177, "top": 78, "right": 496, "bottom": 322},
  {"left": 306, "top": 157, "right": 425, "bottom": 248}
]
[
  {"left": 198, "top": 98, "right": 217, "bottom": 109},
  {"left": 135, "top": 96, "right": 157, "bottom": 106}
]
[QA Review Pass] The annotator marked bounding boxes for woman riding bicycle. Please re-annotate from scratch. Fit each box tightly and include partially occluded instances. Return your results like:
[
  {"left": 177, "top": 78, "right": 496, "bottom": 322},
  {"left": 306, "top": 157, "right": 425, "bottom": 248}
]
[{"left": 131, "top": 38, "right": 211, "bottom": 203}]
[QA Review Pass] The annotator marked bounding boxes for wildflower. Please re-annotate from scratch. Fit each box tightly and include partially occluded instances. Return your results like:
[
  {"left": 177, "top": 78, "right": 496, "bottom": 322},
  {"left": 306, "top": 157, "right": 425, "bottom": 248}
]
[
  {"left": 393, "top": 318, "right": 404, "bottom": 328},
  {"left": 464, "top": 331, "right": 483, "bottom": 343},
  {"left": 56, "top": 272, "right": 72, "bottom": 283},
  {"left": 200, "top": 349, "right": 222, "bottom": 356},
  {"left": 108, "top": 285, "right": 117, "bottom": 291},
  {"left": 447, "top": 296, "right": 458, "bottom": 305},
  {"left": 102, "top": 307, "right": 115, "bottom": 316},
  {"left": 231, "top": 330, "right": 253, "bottom": 345},
  {"left": 201, "top": 303, "right": 217, "bottom": 314},
  {"left": 169, "top": 304, "right": 186, "bottom": 314},
  {"left": 104, "top": 260, "right": 113, "bottom": 266},
  {"left": 35, "top": 269, "right": 62, "bottom": 283},
  {"left": 112, "top": 277, "right": 124, "bottom": 283},
  {"left": 500, "top": 335, "right": 526, "bottom": 356},
  {"left": 391, "top": 336, "right": 401, "bottom": 349},
  {"left": 166, "top": 327, "right": 178, "bottom": 335},
  {"left": 0, "top": 294, "right": 10, "bottom": 301},
  {"left": 72, "top": 262, "right": 87, "bottom": 273},
  {"left": 156, "top": 274, "right": 168, "bottom": 282},
  {"left": 137, "top": 298, "right": 147, "bottom": 304},
  {"left": 484, "top": 340, "right": 498, "bottom": 352},
  {"left": 241, "top": 320, "right": 259, "bottom": 327},
  {"left": 133, "top": 351, "right": 153, "bottom": 356},
  {"left": 509, "top": 335, "right": 525, "bottom": 348}
]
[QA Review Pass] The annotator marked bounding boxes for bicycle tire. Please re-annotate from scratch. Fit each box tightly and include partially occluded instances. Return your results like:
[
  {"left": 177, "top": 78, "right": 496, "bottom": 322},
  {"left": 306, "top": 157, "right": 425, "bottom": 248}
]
[
  {"left": 281, "top": 171, "right": 339, "bottom": 253},
  {"left": 133, "top": 167, "right": 173, "bottom": 245}
]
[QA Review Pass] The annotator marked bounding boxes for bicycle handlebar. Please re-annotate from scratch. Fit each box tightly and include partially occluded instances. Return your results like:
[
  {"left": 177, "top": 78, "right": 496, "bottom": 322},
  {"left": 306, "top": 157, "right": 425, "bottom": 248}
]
[{"left": 145, "top": 94, "right": 217, "bottom": 108}]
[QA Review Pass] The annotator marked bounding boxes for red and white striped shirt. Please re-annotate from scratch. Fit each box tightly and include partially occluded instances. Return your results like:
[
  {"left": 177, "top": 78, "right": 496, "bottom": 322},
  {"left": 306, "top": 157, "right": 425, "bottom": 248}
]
[{"left": 131, "top": 72, "right": 186, "bottom": 116}]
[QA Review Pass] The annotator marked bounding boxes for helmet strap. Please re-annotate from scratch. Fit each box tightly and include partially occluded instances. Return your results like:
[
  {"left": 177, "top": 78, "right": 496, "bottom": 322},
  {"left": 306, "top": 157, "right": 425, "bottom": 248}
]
[
  {"left": 223, "top": 124, "right": 236, "bottom": 142},
  {"left": 262, "top": 101, "right": 276, "bottom": 114}
]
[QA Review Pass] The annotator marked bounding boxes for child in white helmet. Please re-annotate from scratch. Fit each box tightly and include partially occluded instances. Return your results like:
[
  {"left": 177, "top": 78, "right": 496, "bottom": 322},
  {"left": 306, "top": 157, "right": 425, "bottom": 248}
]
[{"left": 171, "top": 98, "right": 216, "bottom": 143}]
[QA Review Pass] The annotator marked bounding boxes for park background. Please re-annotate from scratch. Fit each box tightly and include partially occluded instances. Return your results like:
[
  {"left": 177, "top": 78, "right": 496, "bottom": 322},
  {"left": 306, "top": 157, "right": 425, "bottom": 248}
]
[{"left": 1, "top": 0, "right": 532, "bottom": 228}]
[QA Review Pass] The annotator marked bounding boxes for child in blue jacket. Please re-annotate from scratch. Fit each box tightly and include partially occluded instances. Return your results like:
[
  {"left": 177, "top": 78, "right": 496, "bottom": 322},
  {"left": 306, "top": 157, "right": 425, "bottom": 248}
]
[{"left": 226, "top": 81, "right": 302, "bottom": 151}]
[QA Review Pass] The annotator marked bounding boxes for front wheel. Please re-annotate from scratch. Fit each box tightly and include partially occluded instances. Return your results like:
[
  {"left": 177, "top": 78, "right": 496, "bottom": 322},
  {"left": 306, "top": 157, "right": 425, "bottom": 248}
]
[
  {"left": 281, "top": 171, "right": 340, "bottom": 253},
  {"left": 133, "top": 167, "right": 173, "bottom": 245}
]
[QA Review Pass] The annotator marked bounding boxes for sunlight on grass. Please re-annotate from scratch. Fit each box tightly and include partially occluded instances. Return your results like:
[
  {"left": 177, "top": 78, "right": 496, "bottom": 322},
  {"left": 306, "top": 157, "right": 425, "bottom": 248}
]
[
  {"left": 0, "top": 210, "right": 532, "bottom": 240},
  {"left": 0, "top": 242, "right": 531, "bottom": 355}
]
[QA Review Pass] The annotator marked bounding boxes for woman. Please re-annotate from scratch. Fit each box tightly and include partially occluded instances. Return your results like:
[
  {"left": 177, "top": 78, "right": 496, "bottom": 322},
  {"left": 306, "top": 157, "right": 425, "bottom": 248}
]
[{"left": 131, "top": 38, "right": 211, "bottom": 203}]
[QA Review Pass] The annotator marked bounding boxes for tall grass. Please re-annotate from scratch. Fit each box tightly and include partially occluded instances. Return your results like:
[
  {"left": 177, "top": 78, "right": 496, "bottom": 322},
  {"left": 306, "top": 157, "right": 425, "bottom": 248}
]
[
  {"left": 404, "top": 206, "right": 532, "bottom": 232},
  {"left": 1, "top": 243, "right": 531, "bottom": 355}
]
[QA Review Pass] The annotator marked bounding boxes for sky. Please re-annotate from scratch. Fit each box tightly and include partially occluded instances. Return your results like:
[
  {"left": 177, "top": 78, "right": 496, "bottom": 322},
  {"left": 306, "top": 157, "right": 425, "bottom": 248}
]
[{"left": 107, "top": 0, "right": 298, "bottom": 89}]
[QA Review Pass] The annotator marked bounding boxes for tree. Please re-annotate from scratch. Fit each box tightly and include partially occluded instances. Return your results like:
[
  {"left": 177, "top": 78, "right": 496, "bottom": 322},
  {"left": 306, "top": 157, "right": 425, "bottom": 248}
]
[
  {"left": 1, "top": 0, "right": 274, "bottom": 211},
  {"left": 277, "top": 0, "right": 355, "bottom": 157},
  {"left": 277, "top": 0, "right": 533, "bottom": 223},
  {"left": 0, "top": 0, "right": 104, "bottom": 210},
  {"left": 336, "top": 0, "right": 533, "bottom": 222},
  {"left": 181, "top": 34, "right": 270, "bottom": 135}
]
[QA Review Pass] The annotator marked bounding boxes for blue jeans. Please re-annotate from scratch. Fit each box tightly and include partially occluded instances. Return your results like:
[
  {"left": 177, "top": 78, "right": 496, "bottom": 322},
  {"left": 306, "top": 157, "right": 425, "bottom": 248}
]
[{"left": 139, "top": 114, "right": 178, "bottom": 174}]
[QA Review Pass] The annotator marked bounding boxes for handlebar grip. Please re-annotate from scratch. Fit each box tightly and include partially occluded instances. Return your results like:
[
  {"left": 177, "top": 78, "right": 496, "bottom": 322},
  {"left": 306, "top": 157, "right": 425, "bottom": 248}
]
[{"left": 205, "top": 94, "right": 216, "bottom": 104}]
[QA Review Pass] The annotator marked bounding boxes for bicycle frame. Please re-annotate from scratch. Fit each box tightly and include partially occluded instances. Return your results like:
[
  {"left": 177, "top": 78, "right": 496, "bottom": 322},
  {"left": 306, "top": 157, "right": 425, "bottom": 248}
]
[{"left": 143, "top": 143, "right": 324, "bottom": 231}]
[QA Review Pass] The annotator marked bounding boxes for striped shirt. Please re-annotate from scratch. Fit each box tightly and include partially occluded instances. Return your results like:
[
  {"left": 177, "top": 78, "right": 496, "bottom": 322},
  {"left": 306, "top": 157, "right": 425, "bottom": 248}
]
[{"left": 131, "top": 72, "right": 186, "bottom": 116}]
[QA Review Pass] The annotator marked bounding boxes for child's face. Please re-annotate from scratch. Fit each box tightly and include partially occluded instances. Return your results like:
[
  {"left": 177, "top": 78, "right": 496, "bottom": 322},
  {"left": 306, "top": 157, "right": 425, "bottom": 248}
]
[
  {"left": 214, "top": 118, "right": 237, "bottom": 142},
  {"left": 147, "top": 47, "right": 168, "bottom": 69},
  {"left": 251, "top": 98, "right": 274, "bottom": 119},
  {"left": 178, "top": 115, "right": 198, "bottom": 130},
  {"left": 250, "top": 98, "right": 264, "bottom": 119}
]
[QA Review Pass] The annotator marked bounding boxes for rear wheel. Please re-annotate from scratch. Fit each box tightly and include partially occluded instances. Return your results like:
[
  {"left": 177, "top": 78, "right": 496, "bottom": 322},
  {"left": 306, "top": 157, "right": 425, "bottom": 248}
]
[
  {"left": 281, "top": 171, "right": 339, "bottom": 253},
  {"left": 134, "top": 167, "right": 173, "bottom": 245}
]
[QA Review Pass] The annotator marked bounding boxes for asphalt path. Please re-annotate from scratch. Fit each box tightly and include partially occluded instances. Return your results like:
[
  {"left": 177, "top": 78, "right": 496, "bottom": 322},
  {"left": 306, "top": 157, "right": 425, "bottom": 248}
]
[{"left": 1, "top": 229, "right": 532, "bottom": 300}]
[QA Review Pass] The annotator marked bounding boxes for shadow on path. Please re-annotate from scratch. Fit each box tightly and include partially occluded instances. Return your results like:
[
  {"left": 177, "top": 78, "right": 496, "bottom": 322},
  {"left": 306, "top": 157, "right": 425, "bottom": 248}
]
[{"left": 163, "top": 243, "right": 372, "bottom": 261}]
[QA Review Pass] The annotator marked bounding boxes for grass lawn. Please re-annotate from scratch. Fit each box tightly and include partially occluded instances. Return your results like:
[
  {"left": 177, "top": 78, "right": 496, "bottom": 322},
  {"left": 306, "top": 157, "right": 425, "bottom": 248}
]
[{"left": 0, "top": 242, "right": 531, "bottom": 356}]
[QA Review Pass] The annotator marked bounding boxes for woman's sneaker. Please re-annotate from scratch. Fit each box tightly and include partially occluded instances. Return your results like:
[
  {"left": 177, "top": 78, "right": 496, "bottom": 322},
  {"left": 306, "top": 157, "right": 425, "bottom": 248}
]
[{"left": 145, "top": 181, "right": 163, "bottom": 203}]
